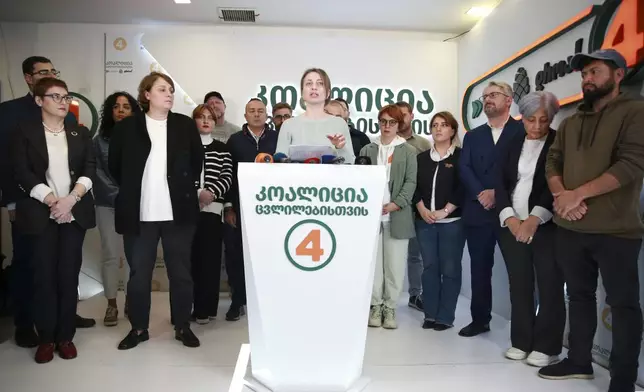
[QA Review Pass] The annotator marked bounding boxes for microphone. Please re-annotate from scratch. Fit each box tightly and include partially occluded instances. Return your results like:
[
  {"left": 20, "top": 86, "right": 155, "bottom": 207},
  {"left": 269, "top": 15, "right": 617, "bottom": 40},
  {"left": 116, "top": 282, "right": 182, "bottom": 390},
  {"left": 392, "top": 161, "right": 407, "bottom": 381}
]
[
  {"left": 273, "top": 152, "right": 291, "bottom": 163},
  {"left": 255, "top": 153, "right": 274, "bottom": 163},
  {"left": 320, "top": 154, "right": 336, "bottom": 164},
  {"left": 355, "top": 156, "right": 372, "bottom": 165},
  {"left": 321, "top": 155, "right": 345, "bottom": 164}
]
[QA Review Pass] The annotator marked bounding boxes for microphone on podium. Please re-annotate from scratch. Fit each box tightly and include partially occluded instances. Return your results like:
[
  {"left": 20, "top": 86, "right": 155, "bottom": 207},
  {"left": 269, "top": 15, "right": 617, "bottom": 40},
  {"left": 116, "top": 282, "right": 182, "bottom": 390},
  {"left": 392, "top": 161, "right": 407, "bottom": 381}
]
[
  {"left": 321, "top": 155, "right": 345, "bottom": 164},
  {"left": 273, "top": 152, "right": 292, "bottom": 163},
  {"left": 354, "top": 156, "right": 372, "bottom": 165},
  {"left": 255, "top": 153, "right": 274, "bottom": 163}
]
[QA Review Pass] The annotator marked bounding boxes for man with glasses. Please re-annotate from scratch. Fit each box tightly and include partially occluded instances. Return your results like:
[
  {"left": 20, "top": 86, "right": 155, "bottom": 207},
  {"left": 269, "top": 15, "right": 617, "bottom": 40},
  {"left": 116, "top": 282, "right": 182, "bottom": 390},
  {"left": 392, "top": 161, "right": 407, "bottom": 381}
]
[
  {"left": 0, "top": 56, "right": 95, "bottom": 349},
  {"left": 271, "top": 102, "right": 292, "bottom": 132},
  {"left": 458, "top": 81, "right": 522, "bottom": 338}
]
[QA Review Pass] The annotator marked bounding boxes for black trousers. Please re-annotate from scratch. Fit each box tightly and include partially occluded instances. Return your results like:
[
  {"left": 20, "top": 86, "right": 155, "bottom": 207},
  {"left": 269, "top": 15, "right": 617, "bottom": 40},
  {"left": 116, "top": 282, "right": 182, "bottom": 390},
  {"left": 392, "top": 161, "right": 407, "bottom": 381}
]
[
  {"left": 124, "top": 221, "right": 196, "bottom": 331},
  {"left": 191, "top": 213, "right": 223, "bottom": 318},
  {"left": 464, "top": 223, "right": 497, "bottom": 325},
  {"left": 31, "top": 220, "right": 86, "bottom": 343},
  {"left": 498, "top": 223, "right": 565, "bottom": 355},
  {"left": 223, "top": 222, "right": 246, "bottom": 307},
  {"left": 556, "top": 227, "right": 642, "bottom": 389},
  {"left": 10, "top": 223, "right": 35, "bottom": 329}
]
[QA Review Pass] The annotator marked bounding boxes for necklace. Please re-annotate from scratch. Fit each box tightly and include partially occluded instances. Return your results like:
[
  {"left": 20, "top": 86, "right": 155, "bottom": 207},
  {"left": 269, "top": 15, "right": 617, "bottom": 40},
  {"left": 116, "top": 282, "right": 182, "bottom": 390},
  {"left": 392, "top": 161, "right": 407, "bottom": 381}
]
[{"left": 43, "top": 122, "right": 65, "bottom": 136}]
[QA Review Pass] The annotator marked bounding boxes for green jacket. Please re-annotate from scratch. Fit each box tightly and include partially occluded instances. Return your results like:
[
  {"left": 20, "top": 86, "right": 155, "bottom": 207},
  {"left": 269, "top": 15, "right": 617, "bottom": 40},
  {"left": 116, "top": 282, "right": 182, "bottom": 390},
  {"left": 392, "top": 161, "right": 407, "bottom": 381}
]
[{"left": 360, "top": 142, "right": 417, "bottom": 239}]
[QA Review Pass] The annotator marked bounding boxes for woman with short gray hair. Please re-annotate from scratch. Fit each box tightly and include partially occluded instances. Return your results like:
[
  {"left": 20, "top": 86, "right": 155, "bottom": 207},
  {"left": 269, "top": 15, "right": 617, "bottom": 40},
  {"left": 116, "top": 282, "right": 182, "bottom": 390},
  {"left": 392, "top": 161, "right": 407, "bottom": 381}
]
[{"left": 495, "top": 91, "right": 567, "bottom": 367}]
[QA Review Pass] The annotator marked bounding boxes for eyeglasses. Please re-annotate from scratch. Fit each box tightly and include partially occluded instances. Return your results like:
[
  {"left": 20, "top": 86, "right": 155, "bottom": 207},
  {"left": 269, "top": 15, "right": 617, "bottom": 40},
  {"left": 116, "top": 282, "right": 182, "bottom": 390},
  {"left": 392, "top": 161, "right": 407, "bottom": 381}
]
[
  {"left": 43, "top": 93, "right": 73, "bottom": 104},
  {"left": 273, "top": 114, "right": 292, "bottom": 121},
  {"left": 378, "top": 119, "right": 398, "bottom": 127},
  {"left": 479, "top": 92, "right": 509, "bottom": 101},
  {"left": 32, "top": 69, "right": 61, "bottom": 78}
]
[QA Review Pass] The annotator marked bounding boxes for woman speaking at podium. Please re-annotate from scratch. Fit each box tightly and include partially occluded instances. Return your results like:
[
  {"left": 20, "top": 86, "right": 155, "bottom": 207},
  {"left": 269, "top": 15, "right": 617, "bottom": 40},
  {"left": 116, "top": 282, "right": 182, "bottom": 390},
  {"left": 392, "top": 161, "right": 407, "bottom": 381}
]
[
  {"left": 275, "top": 68, "right": 355, "bottom": 163},
  {"left": 360, "top": 104, "right": 417, "bottom": 329}
]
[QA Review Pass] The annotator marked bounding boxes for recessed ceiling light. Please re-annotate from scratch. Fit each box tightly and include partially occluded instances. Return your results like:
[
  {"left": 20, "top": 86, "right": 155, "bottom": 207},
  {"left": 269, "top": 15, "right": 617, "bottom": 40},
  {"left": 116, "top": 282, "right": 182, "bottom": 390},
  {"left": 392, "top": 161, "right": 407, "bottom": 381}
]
[
  {"left": 174, "top": 0, "right": 191, "bottom": 3},
  {"left": 466, "top": 6, "right": 495, "bottom": 17}
]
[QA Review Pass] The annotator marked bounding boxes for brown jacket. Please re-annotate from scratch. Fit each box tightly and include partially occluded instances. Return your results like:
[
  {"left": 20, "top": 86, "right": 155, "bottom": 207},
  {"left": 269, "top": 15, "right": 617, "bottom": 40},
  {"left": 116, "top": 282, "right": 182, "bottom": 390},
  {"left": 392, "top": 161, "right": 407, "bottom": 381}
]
[{"left": 545, "top": 92, "right": 644, "bottom": 238}]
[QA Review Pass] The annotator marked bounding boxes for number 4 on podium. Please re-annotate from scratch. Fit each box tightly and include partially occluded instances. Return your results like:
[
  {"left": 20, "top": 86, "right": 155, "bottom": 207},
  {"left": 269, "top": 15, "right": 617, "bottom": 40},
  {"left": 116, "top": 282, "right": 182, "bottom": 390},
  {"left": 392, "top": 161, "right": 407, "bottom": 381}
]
[{"left": 296, "top": 229, "right": 324, "bottom": 262}]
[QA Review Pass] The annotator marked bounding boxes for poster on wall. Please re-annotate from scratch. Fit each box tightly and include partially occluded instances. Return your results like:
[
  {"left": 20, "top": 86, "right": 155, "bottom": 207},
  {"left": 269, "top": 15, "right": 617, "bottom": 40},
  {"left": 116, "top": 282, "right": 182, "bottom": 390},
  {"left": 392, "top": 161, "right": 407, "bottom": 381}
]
[{"left": 104, "top": 33, "right": 197, "bottom": 116}]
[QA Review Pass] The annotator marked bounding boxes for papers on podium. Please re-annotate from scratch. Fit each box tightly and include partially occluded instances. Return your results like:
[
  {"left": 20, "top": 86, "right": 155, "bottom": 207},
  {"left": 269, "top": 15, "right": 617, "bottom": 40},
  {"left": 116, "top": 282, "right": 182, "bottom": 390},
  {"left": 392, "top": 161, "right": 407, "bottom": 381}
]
[{"left": 237, "top": 163, "right": 386, "bottom": 392}]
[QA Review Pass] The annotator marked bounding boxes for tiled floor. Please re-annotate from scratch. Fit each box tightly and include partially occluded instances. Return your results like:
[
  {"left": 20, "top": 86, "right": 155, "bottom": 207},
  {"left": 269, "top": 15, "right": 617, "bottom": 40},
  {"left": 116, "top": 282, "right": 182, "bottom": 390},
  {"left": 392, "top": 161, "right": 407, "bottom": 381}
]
[{"left": 0, "top": 293, "right": 612, "bottom": 392}]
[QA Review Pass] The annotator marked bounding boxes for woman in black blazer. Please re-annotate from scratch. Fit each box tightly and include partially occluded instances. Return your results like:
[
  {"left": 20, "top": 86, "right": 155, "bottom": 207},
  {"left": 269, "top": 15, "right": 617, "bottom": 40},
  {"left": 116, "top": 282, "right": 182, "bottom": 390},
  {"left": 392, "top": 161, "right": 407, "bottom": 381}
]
[
  {"left": 496, "top": 91, "right": 565, "bottom": 368},
  {"left": 413, "top": 111, "right": 465, "bottom": 332},
  {"left": 10, "top": 78, "right": 95, "bottom": 364},
  {"left": 108, "top": 72, "right": 204, "bottom": 350}
]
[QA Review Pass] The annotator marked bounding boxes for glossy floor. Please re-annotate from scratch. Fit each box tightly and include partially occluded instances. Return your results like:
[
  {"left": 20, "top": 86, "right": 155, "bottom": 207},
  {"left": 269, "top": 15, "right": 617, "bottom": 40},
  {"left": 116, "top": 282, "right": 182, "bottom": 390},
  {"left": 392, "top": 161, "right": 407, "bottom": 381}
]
[{"left": 0, "top": 293, "right": 613, "bottom": 392}]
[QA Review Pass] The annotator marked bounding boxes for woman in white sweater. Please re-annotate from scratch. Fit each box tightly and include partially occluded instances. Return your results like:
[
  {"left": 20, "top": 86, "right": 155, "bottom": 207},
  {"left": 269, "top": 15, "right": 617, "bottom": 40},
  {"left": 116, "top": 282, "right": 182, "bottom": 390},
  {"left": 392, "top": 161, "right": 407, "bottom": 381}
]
[{"left": 275, "top": 68, "right": 355, "bottom": 163}]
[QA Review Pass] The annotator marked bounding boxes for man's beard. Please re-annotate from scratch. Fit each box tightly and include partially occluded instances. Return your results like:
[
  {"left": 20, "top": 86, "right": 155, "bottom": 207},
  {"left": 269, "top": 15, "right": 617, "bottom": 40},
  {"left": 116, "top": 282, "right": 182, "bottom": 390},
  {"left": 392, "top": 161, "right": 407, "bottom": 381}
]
[
  {"left": 583, "top": 78, "right": 615, "bottom": 106},
  {"left": 484, "top": 104, "right": 501, "bottom": 117}
]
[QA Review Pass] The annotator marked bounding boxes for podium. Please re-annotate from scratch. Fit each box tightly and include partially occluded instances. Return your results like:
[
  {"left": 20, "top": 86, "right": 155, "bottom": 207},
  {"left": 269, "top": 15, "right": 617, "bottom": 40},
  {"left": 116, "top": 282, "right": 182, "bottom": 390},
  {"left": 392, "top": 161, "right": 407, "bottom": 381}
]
[{"left": 237, "top": 163, "right": 386, "bottom": 392}]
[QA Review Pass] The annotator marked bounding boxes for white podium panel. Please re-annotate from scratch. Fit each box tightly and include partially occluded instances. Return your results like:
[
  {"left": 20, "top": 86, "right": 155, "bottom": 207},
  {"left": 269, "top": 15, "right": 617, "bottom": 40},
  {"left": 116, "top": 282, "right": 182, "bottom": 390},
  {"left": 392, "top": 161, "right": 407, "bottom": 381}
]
[{"left": 238, "top": 163, "right": 386, "bottom": 392}]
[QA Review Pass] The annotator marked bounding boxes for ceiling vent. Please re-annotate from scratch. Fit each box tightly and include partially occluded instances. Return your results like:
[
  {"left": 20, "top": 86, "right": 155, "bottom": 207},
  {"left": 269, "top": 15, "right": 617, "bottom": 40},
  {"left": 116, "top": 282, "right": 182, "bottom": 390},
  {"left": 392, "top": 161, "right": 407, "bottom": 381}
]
[{"left": 218, "top": 8, "right": 259, "bottom": 23}]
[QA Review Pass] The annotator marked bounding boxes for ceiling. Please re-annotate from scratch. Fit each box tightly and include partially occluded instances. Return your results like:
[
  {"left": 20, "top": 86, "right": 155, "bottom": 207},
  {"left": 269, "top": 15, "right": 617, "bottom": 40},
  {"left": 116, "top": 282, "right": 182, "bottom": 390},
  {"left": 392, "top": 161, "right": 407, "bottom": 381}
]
[{"left": 0, "top": 0, "right": 499, "bottom": 33}]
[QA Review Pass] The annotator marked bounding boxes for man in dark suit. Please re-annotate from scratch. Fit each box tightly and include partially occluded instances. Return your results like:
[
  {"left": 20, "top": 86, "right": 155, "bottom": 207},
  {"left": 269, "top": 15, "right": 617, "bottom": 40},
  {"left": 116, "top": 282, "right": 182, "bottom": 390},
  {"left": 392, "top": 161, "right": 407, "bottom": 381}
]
[
  {"left": 224, "top": 99, "right": 278, "bottom": 322},
  {"left": 0, "top": 56, "right": 95, "bottom": 348},
  {"left": 458, "top": 81, "right": 522, "bottom": 337}
]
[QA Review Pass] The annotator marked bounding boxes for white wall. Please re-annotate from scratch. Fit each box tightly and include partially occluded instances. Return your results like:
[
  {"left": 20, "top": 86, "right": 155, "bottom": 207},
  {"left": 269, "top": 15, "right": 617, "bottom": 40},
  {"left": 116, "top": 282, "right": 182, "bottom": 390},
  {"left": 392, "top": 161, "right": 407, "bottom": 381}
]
[
  {"left": 456, "top": 0, "right": 602, "bottom": 320},
  {"left": 1, "top": 23, "right": 457, "bottom": 133},
  {"left": 0, "top": 22, "right": 458, "bottom": 296}
]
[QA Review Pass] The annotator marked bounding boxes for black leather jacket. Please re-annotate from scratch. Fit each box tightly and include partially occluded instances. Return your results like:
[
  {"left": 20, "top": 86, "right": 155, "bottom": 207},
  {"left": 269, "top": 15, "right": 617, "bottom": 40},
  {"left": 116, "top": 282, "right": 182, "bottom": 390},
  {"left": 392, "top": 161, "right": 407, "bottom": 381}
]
[{"left": 93, "top": 134, "right": 119, "bottom": 208}]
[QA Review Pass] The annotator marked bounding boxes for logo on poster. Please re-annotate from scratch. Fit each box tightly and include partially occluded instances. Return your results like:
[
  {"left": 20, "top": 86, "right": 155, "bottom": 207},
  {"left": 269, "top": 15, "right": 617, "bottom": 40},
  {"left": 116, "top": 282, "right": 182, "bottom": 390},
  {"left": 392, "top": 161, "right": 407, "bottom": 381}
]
[
  {"left": 284, "top": 219, "right": 337, "bottom": 272},
  {"left": 602, "top": 306, "right": 613, "bottom": 331},
  {"left": 113, "top": 37, "right": 127, "bottom": 51}
]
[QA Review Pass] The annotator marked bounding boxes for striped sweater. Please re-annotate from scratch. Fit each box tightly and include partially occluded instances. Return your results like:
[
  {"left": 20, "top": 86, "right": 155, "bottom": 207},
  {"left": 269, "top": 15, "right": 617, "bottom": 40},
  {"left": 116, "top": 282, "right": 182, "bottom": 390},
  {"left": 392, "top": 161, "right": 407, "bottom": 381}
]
[{"left": 196, "top": 135, "right": 233, "bottom": 215}]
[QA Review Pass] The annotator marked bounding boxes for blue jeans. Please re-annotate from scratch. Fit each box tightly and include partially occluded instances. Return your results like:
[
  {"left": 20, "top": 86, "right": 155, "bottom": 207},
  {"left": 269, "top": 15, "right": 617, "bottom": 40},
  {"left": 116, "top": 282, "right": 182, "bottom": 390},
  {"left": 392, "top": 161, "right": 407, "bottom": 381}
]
[
  {"left": 416, "top": 219, "right": 466, "bottom": 325},
  {"left": 407, "top": 237, "right": 423, "bottom": 297}
]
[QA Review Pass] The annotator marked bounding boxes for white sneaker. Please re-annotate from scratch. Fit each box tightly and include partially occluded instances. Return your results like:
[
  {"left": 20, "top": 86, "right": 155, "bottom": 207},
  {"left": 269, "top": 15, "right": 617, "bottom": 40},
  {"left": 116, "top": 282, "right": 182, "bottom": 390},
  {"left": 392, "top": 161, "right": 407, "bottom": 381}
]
[
  {"left": 382, "top": 307, "right": 397, "bottom": 329},
  {"left": 505, "top": 347, "right": 528, "bottom": 360},
  {"left": 526, "top": 351, "right": 559, "bottom": 367},
  {"left": 368, "top": 305, "right": 382, "bottom": 328},
  {"left": 196, "top": 317, "right": 210, "bottom": 325}
]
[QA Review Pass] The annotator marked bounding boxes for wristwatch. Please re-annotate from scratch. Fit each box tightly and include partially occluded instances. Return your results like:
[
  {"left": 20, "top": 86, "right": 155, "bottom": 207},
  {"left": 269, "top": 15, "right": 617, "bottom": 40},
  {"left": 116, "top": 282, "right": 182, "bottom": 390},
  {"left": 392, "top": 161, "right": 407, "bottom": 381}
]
[{"left": 70, "top": 190, "right": 81, "bottom": 202}]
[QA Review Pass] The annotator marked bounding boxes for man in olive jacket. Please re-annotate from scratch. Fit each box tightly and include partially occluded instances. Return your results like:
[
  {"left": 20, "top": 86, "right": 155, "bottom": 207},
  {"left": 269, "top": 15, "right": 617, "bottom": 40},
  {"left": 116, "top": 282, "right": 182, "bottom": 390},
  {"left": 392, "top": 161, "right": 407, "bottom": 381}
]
[{"left": 541, "top": 49, "right": 644, "bottom": 392}]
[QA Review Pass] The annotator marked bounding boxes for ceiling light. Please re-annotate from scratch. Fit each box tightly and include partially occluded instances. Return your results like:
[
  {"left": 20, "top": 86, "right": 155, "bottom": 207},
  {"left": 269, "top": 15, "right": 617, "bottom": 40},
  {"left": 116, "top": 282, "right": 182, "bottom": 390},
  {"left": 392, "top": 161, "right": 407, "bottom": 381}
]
[
  {"left": 174, "top": 0, "right": 191, "bottom": 3},
  {"left": 466, "top": 6, "right": 495, "bottom": 17}
]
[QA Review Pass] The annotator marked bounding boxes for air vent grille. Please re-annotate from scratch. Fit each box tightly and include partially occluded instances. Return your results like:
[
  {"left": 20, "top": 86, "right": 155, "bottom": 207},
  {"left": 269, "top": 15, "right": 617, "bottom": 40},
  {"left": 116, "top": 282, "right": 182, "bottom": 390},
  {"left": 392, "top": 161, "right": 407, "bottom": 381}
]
[{"left": 218, "top": 8, "right": 258, "bottom": 23}]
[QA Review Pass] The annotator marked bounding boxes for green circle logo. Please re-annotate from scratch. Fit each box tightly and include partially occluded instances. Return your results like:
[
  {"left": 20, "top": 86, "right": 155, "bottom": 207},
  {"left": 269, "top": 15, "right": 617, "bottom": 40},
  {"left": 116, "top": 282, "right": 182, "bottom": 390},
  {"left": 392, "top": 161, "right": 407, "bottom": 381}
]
[{"left": 284, "top": 219, "right": 336, "bottom": 271}]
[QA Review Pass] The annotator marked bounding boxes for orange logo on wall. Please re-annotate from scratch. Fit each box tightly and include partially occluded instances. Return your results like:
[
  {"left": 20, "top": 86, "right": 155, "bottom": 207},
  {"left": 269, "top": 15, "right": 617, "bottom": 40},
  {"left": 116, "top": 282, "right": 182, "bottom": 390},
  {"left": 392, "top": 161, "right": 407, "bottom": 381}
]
[
  {"left": 113, "top": 37, "right": 127, "bottom": 51},
  {"left": 600, "top": 0, "right": 644, "bottom": 68},
  {"left": 461, "top": 0, "right": 644, "bottom": 131}
]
